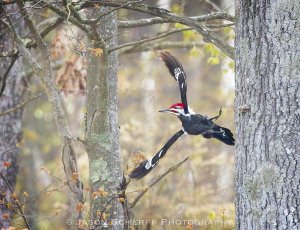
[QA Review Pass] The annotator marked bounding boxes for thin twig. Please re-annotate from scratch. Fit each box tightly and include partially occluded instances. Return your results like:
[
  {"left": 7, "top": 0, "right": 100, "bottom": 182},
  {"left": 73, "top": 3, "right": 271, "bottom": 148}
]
[
  {"left": 119, "top": 41, "right": 204, "bottom": 54},
  {"left": 117, "top": 12, "right": 234, "bottom": 28},
  {"left": 80, "top": 1, "right": 235, "bottom": 59},
  {"left": 0, "top": 91, "right": 46, "bottom": 116},
  {"left": 1, "top": 5, "right": 43, "bottom": 70},
  {"left": 108, "top": 27, "right": 193, "bottom": 53},
  {"left": 40, "top": 17, "right": 64, "bottom": 37},
  {"left": 0, "top": 173, "right": 31, "bottom": 229},
  {"left": 94, "top": 1, "right": 143, "bottom": 24},
  {"left": 19, "top": 184, "right": 67, "bottom": 207},
  {"left": 203, "top": 0, "right": 222, "bottom": 12},
  {"left": 0, "top": 53, "right": 19, "bottom": 97},
  {"left": 0, "top": 147, "right": 18, "bottom": 157},
  {"left": 130, "top": 157, "right": 189, "bottom": 208},
  {"left": 43, "top": 1, "right": 91, "bottom": 35},
  {"left": 31, "top": 212, "right": 61, "bottom": 226},
  {"left": 0, "top": 7, "right": 63, "bottom": 55}
]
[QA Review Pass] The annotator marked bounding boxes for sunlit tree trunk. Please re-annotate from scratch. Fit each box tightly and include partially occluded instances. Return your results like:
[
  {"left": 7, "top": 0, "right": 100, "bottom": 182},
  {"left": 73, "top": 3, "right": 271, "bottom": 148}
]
[
  {"left": 0, "top": 17, "right": 25, "bottom": 228},
  {"left": 235, "top": 1, "right": 299, "bottom": 229},
  {"left": 85, "top": 8, "right": 124, "bottom": 229}
]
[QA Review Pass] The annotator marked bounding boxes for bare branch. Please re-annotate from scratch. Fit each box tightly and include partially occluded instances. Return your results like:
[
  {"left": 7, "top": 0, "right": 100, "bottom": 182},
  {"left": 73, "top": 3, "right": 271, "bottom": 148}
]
[
  {"left": 0, "top": 9, "right": 64, "bottom": 63},
  {"left": 0, "top": 53, "right": 18, "bottom": 96},
  {"left": 205, "top": 22, "right": 235, "bottom": 28},
  {"left": 93, "top": 0, "right": 142, "bottom": 24},
  {"left": 130, "top": 157, "right": 189, "bottom": 208},
  {"left": 80, "top": 0, "right": 234, "bottom": 59},
  {"left": 20, "top": 183, "right": 68, "bottom": 207},
  {"left": 40, "top": 1, "right": 91, "bottom": 35},
  {"left": 40, "top": 17, "right": 64, "bottom": 37},
  {"left": 0, "top": 91, "right": 46, "bottom": 116},
  {"left": 118, "top": 12, "right": 234, "bottom": 28},
  {"left": 108, "top": 27, "right": 193, "bottom": 53},
  {"left": 119, "top": 41, "right": 205, "bottom": 54},
  {"left": 0, "top": 146, "right": 18, "bottom": 157},
  {"left": 0, "top": 0, "right": 33, "bottom": 5},
  {"left": 0, "top": 5, "right": 41, "bottom": 71},
  {"left": 0, "top": 173, "right": 31, "bottom": 229},
  {"left": 203, "top": 0, "right": 222, "bottom": 12}
]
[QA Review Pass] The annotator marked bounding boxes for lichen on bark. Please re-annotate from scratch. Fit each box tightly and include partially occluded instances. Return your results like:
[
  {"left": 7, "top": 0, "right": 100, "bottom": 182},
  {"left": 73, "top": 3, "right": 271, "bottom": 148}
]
[{"left": 84, "top": 7, "right": 124, "bottom": 229}]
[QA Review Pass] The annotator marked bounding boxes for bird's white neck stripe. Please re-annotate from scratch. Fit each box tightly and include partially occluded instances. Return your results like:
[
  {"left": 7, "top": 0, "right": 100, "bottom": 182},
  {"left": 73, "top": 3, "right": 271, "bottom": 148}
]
[{"left": 187, "top": 106, "right": 195, "bottom": 114}]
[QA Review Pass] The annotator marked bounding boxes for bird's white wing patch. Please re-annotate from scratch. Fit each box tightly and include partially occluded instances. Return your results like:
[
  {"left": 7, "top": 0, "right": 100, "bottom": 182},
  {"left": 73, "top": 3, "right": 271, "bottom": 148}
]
[
  {"left": 145, "top": 160, "right": 152, "bottom": 170},
  {"left": 174, "top": 68, "right": 183, "bottom": 81},
  {"left": 158, "top": 149, "right": 164, "bottom": 158}
]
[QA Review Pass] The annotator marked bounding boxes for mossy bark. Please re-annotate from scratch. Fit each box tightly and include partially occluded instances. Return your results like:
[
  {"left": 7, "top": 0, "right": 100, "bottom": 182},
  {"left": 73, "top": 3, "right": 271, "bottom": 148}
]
[
  {"left": 235, "top": 1, "right": 300, "bottom": 229},
  {"left": 85, "top": 8, "right": 123, "bottom": 229}
]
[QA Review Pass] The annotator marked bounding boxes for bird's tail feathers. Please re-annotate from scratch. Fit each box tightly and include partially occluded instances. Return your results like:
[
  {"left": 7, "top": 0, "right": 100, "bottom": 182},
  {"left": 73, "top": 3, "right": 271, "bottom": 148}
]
[
  {"left": 129, "top": 130, "right": 184, "bottom": 179},
  {"left": 212, "top": 126, "right": 235, "bottom": 145},
  {"left": 129, "top": 160, "right": 154, "bottom": 179},
  {"left": 129, "top": 154, "right": 160, "bottom": 179}
]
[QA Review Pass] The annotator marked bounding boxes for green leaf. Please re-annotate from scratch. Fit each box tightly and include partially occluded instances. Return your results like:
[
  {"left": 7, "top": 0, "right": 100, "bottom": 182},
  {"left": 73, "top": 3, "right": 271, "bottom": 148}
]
[
  {"left": 208, "top": 211, "right": 216, "bottom": 220},
  {"left": 207, "top": 57, "right": 220, "bottom": 65},
  {"left": 204, "top": 43, "right": 221, "bottom": 56}
]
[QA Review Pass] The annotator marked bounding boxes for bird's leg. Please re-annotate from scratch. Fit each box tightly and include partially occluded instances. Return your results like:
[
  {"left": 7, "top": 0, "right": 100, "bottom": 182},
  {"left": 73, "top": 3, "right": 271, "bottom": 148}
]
[{"left": 210, "top": 107, "right": 222, "bottom": 121}]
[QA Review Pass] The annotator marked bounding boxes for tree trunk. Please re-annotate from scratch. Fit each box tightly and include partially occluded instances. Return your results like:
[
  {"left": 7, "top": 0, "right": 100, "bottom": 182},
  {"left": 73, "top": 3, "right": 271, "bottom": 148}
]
[
  {"left": 0, "top": 18, "right": 25, "bottom": 228},
  {"left": 235, "top": 1, "right": 300, "bottom": 229},
  {"left": 85, "top": 8, "right": 124, "bottom": 229}
]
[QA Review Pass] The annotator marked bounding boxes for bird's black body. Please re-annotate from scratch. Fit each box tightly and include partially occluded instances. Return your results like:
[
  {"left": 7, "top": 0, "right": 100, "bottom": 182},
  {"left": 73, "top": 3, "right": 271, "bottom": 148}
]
[
  {"left": 178, "top": 113, "right": 234, "bottom": 145},
  {"left": 179, "top": 113, "right": 213, "bottom": 135},
  {"left": 129, "top": 51, "right": 234, "bottom": 179}
]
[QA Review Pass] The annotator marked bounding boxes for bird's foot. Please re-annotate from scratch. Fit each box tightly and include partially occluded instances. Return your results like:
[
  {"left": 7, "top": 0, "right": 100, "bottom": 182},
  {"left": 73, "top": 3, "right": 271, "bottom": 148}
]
[{"left": 210, "top": 107, "right": 223, "bottom": 121}]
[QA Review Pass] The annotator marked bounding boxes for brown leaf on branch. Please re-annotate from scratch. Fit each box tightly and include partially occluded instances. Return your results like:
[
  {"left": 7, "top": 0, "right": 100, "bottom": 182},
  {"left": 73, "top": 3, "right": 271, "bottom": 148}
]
[
  {"left": 98, "top": 189, "right": 108, "bottom": 197},
  {"left": 89, "top": 48, "right": 103, "bottom": 57},
  {"left": 76, "top": 202, "right": 84, "bottom": 212},
  {"left": 131, "top": 153, "right": 146, "bottom": 165},
  {"left": 126, "top": 153, "right": 147, "bottom": 175}
]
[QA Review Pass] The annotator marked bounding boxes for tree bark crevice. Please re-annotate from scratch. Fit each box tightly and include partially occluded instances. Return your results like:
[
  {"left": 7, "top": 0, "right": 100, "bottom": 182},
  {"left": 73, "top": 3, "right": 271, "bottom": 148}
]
[{"left": 235, "top": 1, "right": 299, "bottom": 229}]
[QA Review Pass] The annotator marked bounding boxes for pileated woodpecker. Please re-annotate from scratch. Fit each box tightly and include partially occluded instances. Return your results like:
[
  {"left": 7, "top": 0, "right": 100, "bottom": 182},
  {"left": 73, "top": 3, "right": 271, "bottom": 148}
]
[{"left": 129, "top": 51, "right": 234, "bottom": 179}]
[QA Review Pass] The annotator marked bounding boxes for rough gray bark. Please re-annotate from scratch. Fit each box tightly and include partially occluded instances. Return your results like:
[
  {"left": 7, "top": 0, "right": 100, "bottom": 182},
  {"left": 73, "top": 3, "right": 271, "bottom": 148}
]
[
  {"left": 235, "top": 1, "right": 300, "bottom": 229},
  {"left": 0, "top": 18, "right": 25, "bottom": 228},
  {"left": 85, "top": 8, "right": 124, "bottom": 229}
]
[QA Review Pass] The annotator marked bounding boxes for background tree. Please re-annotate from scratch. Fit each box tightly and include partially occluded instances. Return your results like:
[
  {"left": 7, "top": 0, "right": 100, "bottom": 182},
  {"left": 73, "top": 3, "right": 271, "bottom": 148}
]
[
  {"left": 235, "top": 0, "right": 299, "bottom": 229},
  {"left": 0, "top": 7, "right": 27, "bottom": 228}
]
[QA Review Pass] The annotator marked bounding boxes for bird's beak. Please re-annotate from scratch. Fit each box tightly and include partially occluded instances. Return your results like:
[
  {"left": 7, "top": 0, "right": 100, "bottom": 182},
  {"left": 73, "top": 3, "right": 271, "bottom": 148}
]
[{"left": 159, "top": 109, "right": 171, "bottom": 113}]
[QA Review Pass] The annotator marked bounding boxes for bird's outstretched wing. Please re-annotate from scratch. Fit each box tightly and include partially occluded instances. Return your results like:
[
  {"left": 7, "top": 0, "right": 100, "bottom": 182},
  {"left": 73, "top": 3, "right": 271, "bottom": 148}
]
[
  {"left": 159, "top": 51, "right": 189, "bottom": 114},
  {"left": 129, "top": 129, "right": 184, "bottom": 179}
]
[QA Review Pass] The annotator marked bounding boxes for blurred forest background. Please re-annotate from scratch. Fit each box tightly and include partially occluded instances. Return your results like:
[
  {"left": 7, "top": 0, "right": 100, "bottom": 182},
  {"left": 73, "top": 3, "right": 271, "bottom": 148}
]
[{"left": 2, "top": 0, "right": 236, "bottom": 229}]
